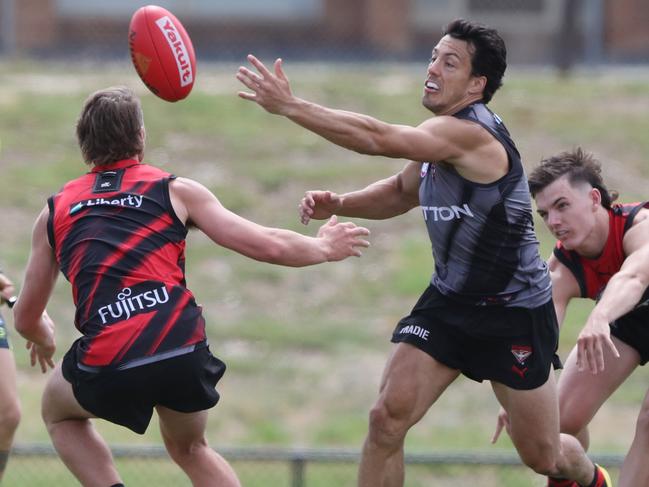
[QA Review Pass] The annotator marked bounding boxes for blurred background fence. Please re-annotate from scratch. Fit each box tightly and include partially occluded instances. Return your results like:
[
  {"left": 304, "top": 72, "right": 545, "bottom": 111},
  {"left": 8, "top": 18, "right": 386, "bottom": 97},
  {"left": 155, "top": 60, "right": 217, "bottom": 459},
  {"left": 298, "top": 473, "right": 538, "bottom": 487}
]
[
  {"left": 3, "top": 444, "right": 625, "bottom": 487},
  {"left": 1, "top": 0, "right": 649, "bottom": 67}
]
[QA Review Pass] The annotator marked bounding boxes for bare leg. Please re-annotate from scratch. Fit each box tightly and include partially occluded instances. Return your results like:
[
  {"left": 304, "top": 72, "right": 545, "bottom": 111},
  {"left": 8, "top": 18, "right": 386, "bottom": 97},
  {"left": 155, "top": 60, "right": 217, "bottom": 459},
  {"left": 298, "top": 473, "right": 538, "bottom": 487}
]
[
  {"left": 0, "top": 349, "right": 20, "bottom": 481},
  {"left": 42, "top": 364, "right": 122, "bottom": 487},
  {"left": 619, "top": 388, "right": 649, "bottom": 487},
  {"left": 358, "top": 343, "right": 460, "bottom": 487},
  {"left": 558, "top": 339, "right": 639, "bottom": 450},
  {"left": 157, "top": 405, "right": 241, "bottom": 487},
  {"left": 492, "top": 373, "right": 597, "bottom": 485}
]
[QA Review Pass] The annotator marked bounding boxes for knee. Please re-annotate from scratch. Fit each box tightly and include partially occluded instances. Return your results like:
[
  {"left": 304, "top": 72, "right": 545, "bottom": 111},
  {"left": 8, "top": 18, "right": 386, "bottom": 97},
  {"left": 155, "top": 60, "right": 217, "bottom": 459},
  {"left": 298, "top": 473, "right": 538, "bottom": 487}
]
[
  {"left": 366, "top": 401, "right": 409, "bottom": 450},
  {"left": 164, "top": 435, "right": 209, "bottom": 463},
  {"left": 559, "top": 411, "right": 586, "bottom": 437},
  {"left": 517, "top": 441, "right": 558, "bottom": 476},
  {"left": 0, "top": 400, "right": 21, "bottom": 438}
]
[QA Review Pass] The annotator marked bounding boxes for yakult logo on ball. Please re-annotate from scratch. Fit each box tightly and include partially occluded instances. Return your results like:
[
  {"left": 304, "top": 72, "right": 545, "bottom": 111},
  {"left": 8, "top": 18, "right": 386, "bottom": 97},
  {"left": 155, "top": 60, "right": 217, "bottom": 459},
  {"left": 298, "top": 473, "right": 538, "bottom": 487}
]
[{"left": 156, "top": 16, "right": 193, "bottom": 87}]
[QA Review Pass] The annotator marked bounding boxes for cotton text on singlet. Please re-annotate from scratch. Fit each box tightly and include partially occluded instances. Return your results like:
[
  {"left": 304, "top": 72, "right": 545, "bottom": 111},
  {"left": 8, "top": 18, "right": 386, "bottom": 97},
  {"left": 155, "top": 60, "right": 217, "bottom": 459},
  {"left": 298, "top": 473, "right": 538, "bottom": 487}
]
[
  {"left": 47, "top": 159, "right": 206, "bottom": 369},
  {"left": 553, "top": 202, "right": 649, "bottom": 301},
  {"left": 419, "top": 103, "right": 551, "bottom": 307}
]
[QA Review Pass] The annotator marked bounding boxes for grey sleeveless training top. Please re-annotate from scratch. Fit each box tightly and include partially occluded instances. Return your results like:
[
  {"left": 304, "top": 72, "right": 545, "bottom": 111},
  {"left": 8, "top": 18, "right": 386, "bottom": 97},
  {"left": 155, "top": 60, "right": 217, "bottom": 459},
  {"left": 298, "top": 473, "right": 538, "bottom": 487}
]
[{"left": 419, "top": 102, "right": 551, "bottom": 307}]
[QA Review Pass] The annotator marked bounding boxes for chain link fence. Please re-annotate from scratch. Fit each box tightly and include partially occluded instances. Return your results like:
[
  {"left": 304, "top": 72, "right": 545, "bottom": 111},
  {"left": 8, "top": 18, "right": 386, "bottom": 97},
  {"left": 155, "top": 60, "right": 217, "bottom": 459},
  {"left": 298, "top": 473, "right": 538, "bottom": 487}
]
[{"left": 4, "top": 444, "right": 623, "bottom": 486}]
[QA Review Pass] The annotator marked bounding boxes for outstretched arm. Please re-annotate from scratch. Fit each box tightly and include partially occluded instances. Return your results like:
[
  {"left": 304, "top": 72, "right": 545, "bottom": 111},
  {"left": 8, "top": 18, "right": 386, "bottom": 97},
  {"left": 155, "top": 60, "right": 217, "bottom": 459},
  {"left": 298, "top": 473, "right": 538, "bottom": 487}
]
[
  {"left": 298, "top": 161, "right": 421, "bottom": 225},
  {"left": 170, "top": 178, "right": 370, "bottom": 267},
  {"left": 13, "top": 206, "right": 57, "bottom": 373},
  {"left": 236, "top": 55, "right": 466, "bottom": 163},
  {"left": 577, "top": 214, "right": 649, "bottom": 374}
]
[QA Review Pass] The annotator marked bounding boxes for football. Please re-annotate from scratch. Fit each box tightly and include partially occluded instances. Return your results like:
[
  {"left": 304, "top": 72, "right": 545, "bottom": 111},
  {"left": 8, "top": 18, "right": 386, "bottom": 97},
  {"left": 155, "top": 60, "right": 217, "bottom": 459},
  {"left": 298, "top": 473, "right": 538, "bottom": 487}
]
[{"left": 128, "top": 5, "right": 196, "bottom": 102}]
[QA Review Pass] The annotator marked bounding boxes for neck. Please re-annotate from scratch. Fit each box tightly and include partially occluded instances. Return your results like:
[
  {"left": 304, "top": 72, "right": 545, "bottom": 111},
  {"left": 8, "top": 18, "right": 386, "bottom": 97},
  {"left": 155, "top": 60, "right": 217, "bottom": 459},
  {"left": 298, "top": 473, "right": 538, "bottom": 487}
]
[{"left": 436, "top": 95, "right": 483, "bottom": 116}]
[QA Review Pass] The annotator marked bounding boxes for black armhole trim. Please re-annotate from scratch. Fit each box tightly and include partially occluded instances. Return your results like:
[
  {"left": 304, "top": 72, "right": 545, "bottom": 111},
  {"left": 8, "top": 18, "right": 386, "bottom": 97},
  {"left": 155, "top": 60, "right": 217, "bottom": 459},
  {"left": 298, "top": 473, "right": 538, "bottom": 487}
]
[
  {"left": 162, "top": 175, "right": 188, "bottom": 235},
  {"left": 623, "top": 201, "right": 649, "bottom": 234},
  {"left": 553, "top": 246, "right": 588, "bottom": 298},
  {"left": 46, "top": 196, "right": 56, "bottom": 252}
]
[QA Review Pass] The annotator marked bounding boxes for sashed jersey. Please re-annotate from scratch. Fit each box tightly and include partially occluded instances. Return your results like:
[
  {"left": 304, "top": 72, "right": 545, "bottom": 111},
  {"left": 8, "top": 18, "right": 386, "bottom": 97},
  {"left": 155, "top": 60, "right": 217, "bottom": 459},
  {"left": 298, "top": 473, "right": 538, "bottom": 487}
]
[
  {"left": 554, "top": 202, "right": 649, "bottom": 300},
  {"left": 47, "top": 159, "right": 206, "bottom": 369},
  {"left": 419, "top": 103, "right": 551, "bottom": 307}
]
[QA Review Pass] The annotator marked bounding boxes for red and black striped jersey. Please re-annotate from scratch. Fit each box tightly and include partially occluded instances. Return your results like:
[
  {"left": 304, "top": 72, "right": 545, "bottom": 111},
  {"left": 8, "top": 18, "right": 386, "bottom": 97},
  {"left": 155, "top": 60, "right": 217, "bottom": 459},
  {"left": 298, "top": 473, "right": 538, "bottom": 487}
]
[
  {"left": 47, "top": 159, "right": 206, "bottom": 369},
  {"left": 553, "top": 202, "right": 649, "bottom": 300}
]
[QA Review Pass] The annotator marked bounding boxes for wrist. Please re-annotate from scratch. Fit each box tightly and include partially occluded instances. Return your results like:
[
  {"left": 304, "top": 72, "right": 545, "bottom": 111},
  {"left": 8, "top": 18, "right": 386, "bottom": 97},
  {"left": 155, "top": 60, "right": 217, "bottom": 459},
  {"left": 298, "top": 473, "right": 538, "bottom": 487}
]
[{"left": 283, "top": 97, "right": 307, "bottom": 119}]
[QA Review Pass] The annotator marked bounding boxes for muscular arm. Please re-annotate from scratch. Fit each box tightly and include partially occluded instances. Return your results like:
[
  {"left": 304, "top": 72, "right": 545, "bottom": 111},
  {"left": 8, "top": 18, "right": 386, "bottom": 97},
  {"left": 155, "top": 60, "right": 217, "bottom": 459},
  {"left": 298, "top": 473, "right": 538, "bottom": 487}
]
[
  {"left": 548, "top": 253, "right": 581, "bottom": 327},
  {"left": 589, "top": 215, "right": 649, "bottom": 325},
  {"left": 298, "top": 161, "right": 421, "bottom": 225},
  {"left": 338, "top": 161, "right": 422, "bottom": 219},
  {"left": 237, "top": 56, "right": 506, "bottom": 181},
  {"left": 13, "top": 206, "right": 57, "bottom": 371},
  {"left": 577, "top": 212, "right": 649, "bottom": 373},
  {"left": 170, "top": 178, "right": 369, "bottom": 267}
]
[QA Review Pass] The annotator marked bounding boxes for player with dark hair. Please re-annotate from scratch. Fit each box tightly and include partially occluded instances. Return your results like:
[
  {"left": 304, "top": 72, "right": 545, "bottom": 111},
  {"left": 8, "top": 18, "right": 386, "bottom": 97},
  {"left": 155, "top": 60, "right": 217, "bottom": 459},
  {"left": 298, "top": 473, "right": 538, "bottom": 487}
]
[
  {"left": 237, "top": 18, "right": 610, "bottom": 487},
  {"left": 13, "top": 85, "right": 370, "bottom": 487},
  {"left": 523, "top": 148, "right": 647, "bottom": 487},
  {"left": 0, "top": 270, "right": 20, "bottom": 481}
]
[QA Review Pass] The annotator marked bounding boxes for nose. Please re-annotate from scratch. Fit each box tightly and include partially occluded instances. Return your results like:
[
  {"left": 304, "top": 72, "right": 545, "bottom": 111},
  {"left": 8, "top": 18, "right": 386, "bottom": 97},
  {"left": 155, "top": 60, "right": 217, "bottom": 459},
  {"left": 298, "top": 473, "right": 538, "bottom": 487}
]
[
  {"left": 427, "top": 58, "right": 441, "bottom": 76},
  {"left": 546, "top": 210, "right": 561, "bottom": 228}
]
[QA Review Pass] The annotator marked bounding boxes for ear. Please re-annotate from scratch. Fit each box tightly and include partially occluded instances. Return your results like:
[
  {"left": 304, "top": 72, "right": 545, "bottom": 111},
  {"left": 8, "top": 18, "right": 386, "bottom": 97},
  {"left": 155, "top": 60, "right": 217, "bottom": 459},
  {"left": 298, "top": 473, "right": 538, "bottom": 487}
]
[
  {"left": 468, "top": 75, "right": 487, "bottom": 97},
  {"left": 590, "top": 187, "right": 602, "bottom": 208}
]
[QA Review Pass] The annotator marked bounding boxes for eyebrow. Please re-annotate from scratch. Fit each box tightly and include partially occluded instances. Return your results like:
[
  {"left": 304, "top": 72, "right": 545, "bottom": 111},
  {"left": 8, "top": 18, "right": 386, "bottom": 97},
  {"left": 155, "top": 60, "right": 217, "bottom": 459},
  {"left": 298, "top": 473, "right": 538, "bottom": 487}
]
[
  {"left": 537, "top": 196, "right": 566, "bottom": 214},
  {"left": 431, "top": 49, "right": 462, "bottom": 62}
]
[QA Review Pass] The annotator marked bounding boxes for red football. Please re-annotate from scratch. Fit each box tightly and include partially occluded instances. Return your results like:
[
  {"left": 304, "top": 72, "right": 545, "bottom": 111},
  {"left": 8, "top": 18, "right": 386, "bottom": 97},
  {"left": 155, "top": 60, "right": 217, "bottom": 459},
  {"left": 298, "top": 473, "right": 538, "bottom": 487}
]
[{"left": 128, "top": 5, "right": 196, "bottom": 102}]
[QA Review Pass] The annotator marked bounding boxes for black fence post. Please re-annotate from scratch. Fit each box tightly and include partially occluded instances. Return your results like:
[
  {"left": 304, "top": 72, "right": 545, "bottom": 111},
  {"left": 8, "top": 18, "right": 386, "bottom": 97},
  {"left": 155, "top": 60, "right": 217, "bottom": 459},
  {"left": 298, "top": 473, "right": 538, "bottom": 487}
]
[{"left": 291, "top": 456, "right": 305, "bottom": 487}]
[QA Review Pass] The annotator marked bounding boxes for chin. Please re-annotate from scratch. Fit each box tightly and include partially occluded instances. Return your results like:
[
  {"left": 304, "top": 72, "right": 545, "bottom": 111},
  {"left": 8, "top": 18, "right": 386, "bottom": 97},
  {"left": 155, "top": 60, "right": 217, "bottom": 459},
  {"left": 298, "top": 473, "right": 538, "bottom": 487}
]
[{"left": 422, "top": 98, "right": 440, "bottom": 114}]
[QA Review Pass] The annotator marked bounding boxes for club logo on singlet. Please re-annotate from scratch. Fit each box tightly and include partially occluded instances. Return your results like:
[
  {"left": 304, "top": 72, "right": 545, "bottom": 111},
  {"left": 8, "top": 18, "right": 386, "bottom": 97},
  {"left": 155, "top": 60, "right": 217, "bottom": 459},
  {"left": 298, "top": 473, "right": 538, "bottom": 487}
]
[{"left": 97, "top": 285, "right": 170, "bottom": 324}]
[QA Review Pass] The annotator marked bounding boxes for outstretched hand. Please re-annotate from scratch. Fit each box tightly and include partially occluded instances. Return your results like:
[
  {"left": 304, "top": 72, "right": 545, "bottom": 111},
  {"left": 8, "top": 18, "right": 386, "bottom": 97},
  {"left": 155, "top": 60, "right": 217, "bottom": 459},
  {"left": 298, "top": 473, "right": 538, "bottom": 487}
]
[
  {"left": 316, "top": 215, "right": 370, "bottom": 261},
  {"left": 26, "top": 312, "right": 56, "bottom": 373},
  {"left": 576, "top": 312, "right": 619, "bottom": 374},
  {"left": 299, "top": 190, "right": 342, "bottom": 225},
  {"left": 236, "top": 54, "right": 294, "bottom": 115}
]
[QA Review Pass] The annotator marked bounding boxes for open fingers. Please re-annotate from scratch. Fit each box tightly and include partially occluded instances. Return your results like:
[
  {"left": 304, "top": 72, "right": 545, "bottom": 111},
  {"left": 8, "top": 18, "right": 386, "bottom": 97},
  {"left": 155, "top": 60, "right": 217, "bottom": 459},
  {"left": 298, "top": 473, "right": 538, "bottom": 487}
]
[
  {"left": 247, "top": 54, "right": 273, "bottom": 79},
  {"left": 274, "top": 58, "right": 288, "bottom": 82},
  {"left": 352, "top": 226, "right": 371, "bottom": 238},
  {"left": 236, "top": 71, "right": 259, "bottom": 92}
]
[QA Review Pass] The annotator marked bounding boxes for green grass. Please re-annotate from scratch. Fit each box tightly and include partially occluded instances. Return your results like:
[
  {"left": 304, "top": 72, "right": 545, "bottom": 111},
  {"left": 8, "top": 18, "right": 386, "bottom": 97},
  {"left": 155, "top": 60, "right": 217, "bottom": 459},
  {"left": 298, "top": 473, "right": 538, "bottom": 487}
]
[{"left": 1, "top": 62, "right": 648, "bottom": 468}]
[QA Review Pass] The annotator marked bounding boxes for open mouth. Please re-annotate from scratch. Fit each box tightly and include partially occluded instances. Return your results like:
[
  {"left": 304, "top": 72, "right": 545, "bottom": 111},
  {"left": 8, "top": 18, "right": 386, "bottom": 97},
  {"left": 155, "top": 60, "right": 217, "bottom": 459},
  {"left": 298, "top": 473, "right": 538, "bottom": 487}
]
[{"left": 424, "top": 80, "right": 440, "bottom": 92}]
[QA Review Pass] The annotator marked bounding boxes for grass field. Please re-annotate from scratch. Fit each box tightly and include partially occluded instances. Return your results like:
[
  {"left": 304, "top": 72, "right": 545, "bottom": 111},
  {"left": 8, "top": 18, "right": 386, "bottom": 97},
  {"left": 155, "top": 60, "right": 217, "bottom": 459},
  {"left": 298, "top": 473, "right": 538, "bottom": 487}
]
[{"left": 1, "top": 60, "right": 648, "bottom": 475}]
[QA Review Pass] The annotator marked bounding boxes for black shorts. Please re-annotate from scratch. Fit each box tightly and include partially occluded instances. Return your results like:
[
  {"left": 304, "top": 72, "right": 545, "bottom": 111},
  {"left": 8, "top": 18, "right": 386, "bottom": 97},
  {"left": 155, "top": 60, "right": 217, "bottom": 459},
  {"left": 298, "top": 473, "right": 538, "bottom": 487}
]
[
  {"left": 62, "top": 342, "right": 226, "bottom": 434},
  {"left": 611, "top": 300, "right": 649, "bottom": 365},
  {"left": 0, "top": 311, "right": 9, "bottom": 349},
  {"left": 391, "top": 285, "right": 561, "bottom": 390}
]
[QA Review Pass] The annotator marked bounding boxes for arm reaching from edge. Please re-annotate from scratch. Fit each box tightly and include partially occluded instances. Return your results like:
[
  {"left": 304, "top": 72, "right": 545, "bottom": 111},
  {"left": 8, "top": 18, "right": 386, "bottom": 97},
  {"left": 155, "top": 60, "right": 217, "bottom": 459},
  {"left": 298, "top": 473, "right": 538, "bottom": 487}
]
[
  {"left": 576, "top": 215, "right": 649, "bottom": 374},
  {"left": 298, "top": 161, "right": 421, "bottom": 225},
  {"left": 169, "top": 177, "right": 370, "bottom": 267}
]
